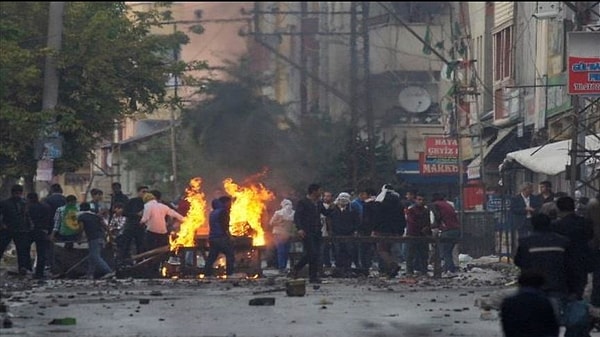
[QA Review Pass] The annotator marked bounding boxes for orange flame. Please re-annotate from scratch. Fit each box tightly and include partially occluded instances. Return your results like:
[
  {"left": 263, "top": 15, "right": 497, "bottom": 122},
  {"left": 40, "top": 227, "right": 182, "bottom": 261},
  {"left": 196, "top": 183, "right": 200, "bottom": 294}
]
[
  {"left": 223, "top": 177, "right": 274, "bottom": 246},
  {"left": 169, "top": 177, "right": 207, "bottom": 251}
]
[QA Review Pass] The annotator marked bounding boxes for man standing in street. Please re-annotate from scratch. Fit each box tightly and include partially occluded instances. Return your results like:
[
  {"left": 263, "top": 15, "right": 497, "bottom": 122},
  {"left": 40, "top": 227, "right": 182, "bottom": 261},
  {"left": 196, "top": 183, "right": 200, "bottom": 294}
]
[
  {"left": 0, "top": 185, "right": 31, "bottom": 274},
  {"left": 78, "top": 202, "right": 114, "bottom": 279},
  {"left": 510, "top": 182, "right": 542, "bottom": 243},
  {"left": 430, "top": 193, "right": 461, "bottom": 277},
  {"left": 42, "top": 183, "right": 66, "bottom": 271},
  {"left": 515, "top": 213, "right": 590, "bottom": 337},
  {"left": 585, "top": 192, "right": 600, "bottom": 309},
  {"left": 109, "top": 182, "right": 129, "bottom": 225},
  {"left": 372, "top": 184, "right": 406, "bottom": 278},
  {"left": 290, "top": 183, "right": 329, "bottom": 284},
  {"left": 117, "top": 185, "right": 148, "bottom": 266},
  {"left": 204, "top": 196, "right": 235, "bottom": 277}
]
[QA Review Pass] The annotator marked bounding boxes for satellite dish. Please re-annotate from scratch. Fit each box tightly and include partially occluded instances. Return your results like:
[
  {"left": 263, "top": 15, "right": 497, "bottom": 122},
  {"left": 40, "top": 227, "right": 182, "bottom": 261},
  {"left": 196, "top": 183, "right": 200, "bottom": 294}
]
[{"left": 398, "top": 86, "right": 432, "bottom": 113}]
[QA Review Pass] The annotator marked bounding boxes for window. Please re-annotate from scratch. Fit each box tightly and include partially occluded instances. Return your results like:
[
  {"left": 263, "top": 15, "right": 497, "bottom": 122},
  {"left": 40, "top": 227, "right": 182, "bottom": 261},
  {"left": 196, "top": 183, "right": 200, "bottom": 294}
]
[{"left": 493, "top": 26, "right": 513, "bottom": 82}]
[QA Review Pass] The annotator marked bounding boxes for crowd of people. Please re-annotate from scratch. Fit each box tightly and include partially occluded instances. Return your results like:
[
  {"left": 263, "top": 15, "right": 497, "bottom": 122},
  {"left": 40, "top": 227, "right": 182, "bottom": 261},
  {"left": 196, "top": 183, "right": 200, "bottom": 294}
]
[
  {"left": 0, "top": 182, "right": 188, "bottom": 280},
  {"left": 501, "top": 180, "right": 600, "bottom": 337},
  {"left": 269, "top": 183, "right": 462, "bottom": 284}
]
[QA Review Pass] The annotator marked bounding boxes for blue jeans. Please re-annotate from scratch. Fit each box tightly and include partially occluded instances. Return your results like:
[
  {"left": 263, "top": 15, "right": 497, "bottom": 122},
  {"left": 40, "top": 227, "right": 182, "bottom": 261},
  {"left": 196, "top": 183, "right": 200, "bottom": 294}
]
[
  {"left": 440, "top": 229, "right": 460, "bottom": 273},
  {"left": 87, "top": 238, "right": 112, "bottom": 278},
  {"left": 274, "top": 234, "right": 291, "bottom": 270}
]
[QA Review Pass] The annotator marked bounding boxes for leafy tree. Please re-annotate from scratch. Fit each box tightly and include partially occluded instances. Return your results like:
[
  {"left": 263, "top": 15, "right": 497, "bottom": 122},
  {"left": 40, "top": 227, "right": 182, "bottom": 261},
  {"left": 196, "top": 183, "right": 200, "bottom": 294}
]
[{"left": 0, "top": 2, "right": 205, "bottom": 190}]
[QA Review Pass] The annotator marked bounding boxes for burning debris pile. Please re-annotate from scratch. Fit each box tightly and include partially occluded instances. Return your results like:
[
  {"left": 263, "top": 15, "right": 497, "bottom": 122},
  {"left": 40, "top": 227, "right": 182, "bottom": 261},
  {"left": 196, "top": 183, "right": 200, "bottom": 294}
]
[{"left": 160, "top": 174, "right": 274, "bottom": 279}]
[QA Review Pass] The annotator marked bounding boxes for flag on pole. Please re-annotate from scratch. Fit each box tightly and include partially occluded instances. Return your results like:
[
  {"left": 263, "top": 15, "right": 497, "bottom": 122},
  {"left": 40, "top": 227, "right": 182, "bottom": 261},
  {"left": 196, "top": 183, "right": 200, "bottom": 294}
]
[{"left": 422, "top": 25, "right": 432, "bottom": 55}]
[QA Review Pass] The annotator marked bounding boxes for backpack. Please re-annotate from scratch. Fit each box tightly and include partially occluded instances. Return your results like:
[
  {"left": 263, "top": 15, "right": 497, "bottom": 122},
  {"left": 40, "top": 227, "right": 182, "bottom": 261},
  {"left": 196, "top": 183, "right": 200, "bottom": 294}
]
[{"left": 58, "top": 204, "right": 82, "bottom": 236}]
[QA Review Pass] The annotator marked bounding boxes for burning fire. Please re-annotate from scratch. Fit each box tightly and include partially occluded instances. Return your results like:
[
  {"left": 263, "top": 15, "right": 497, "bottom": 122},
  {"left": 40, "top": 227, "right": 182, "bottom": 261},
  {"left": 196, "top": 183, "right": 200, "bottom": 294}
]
[
  {"left": 169, "top": 177, "right": 207, "bottom": 251},
  {"left": 169, "top": 174, "right": 274, "bottom": 251},
  {"left": 223, "top": 177, "right": 274, "bottom": 246}
]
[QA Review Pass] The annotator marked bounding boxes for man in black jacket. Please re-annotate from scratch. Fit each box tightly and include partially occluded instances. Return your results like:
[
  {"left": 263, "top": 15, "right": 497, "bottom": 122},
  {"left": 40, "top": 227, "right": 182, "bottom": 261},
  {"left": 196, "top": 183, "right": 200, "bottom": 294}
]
[
  {"left": 372, "top": 184, "right": 406, "bottom": 278},
  {"left": 25, "top": 192, "right": 52, "bottom": 279},
  {"left": 117, "top": 185, "right": 148, "bottom": 266},
  {"left": 551, "top": 196, "right": 594, "bottom": 300},
  {"left": 0, "top": 184, "right": 31, "bottom": 274},
  {"left": 290, "top": 183, "right": 331, "bottom": 284},
  {"left": 515, "top": 212, "right": 590, "bottom": 337}
]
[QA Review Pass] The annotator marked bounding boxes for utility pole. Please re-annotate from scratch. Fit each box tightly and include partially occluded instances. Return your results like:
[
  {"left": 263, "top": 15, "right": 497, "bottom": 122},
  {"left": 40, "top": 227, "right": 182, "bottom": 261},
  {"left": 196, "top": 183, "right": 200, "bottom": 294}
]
[
  {"left": 569, "top": 1, "right": 591, "bottom": 196},
  {"left": 350, "top": 2, "right": 359, "bottom": 189},
  {"left": 362, "top": 2, "right": 376, "bottom": 184},
  {"left": 170, "top": 23, "right": 180, "bottom": 199},
  {"left": 36, "top": 2, "right": 65, "bottom": 192}
]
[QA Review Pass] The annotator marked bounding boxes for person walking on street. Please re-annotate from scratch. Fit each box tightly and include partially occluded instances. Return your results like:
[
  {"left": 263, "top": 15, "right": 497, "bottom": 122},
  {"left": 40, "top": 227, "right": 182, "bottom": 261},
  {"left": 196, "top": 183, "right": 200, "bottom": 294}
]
[
  {"left": 78, "top": 202, "right": 114, "bottom": 279},
  {"left": 290, "top": 183, "right": 331, "bottom": 284},
  {"left": 24, "top": 192, "right": 52, "bottom": 280},
  {"left": 0, "top": 185, "right": 31, "bottom": 274},
  {"left": 204, "top": 196, "right": 235, "bottom": 277}
]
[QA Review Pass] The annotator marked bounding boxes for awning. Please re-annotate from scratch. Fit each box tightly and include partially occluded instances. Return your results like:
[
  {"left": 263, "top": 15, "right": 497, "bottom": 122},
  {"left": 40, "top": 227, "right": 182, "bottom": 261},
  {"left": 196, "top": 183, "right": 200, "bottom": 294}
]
[
  {"left": 503, "top": 134, "right": 600, "bottom": 175},
  {"left": 396, "top": 160, "right": 460, "bottom": 184},
  {"left": 467, "top": 126, "right": 517, "bottom": 180}
]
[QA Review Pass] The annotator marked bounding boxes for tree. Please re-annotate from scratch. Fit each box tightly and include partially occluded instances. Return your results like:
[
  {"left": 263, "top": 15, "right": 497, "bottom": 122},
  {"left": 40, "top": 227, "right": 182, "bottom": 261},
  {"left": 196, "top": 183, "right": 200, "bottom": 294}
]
[
  {"left": 168, "top": 55, "right": 397, "bottom": 197},
  {"left": 0, "top": 2, "right": 205, "bottom": 190}
]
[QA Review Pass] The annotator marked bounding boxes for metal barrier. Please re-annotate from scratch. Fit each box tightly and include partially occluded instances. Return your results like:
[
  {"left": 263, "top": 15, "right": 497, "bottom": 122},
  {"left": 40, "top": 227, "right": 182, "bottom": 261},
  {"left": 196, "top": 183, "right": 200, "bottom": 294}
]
[{"left": 461, "top": 211, "right": 497, "bottom": 258}]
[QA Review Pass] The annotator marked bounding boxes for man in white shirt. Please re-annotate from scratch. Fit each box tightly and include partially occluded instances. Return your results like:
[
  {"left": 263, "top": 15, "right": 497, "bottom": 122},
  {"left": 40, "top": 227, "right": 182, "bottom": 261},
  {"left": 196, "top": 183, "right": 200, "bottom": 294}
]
[{"left": 140, "top": 191, "right": 184, "bottom": 277}]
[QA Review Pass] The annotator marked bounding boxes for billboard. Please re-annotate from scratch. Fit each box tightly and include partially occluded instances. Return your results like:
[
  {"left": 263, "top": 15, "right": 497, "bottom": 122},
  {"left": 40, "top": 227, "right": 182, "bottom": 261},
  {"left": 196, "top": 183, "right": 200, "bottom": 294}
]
[
  {"left": 567, "top": 32, "right": 600, "bottom": 96},
  {"left": 419, "top": 137, "right": 459, "bottom": 175}
]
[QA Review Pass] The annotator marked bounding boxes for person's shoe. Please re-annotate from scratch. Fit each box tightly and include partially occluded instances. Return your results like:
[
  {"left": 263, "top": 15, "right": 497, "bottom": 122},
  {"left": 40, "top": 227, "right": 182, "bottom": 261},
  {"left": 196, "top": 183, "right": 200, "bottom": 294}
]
[{"left": 309, "top": 278, "right": 322, "bottom": 284}]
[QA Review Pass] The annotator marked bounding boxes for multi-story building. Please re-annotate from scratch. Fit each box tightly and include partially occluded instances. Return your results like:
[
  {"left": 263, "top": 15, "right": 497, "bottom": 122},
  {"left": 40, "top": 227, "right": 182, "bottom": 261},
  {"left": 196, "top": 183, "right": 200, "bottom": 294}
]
[{"left": 74, "top": 1, "right": 598, "bottom": 206}]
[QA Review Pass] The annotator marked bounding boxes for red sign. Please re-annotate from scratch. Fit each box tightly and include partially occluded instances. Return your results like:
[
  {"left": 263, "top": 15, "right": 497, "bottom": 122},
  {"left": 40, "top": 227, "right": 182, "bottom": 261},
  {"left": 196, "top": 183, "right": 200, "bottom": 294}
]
[
  {"left": 568, "top": 56, "right": 600, "bottom": 95},
  {"left": 419, "top": 137, "right": 459, "bottom": 175}
]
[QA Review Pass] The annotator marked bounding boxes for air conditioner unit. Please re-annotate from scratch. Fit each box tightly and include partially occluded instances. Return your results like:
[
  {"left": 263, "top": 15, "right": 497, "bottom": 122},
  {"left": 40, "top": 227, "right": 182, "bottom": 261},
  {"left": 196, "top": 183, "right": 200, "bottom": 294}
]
[{"left": 534, "top": 2, "right": 560, "bottom": 20}]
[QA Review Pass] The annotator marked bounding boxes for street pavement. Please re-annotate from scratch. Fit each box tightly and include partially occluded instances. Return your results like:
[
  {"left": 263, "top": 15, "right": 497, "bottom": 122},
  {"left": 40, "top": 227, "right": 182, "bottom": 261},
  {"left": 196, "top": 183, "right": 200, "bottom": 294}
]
[{"left": 0, "top": 262, "right": 518, "bottom": 337}]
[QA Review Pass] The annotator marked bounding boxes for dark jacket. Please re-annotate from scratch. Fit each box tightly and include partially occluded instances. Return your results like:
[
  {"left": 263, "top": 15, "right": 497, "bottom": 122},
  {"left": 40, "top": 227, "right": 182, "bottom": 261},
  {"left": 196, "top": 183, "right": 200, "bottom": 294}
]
[
  {"left": 330, "top": 204, "right": 360, "bottom": 236},
  {"left": 209, "top": 199, "right": 231, "bottom": 239},
  {"left": 78, "top": 211, "right": 106, "bottom": 241},
  {"left": 551, "top": 212, "right": 594, "bottom": 275},
  {"left": 294, "top": 197, "right": 328, "bottom": 236},
  {"left": 373, "top": 192, "right": 406, "bottom": 235},
  {"left": 26, "top": 201, "right": 52, "bottom": 233},
  {"left": 510, "top": 193, "right": 543, "bottom": 231},
  {"left": 0, "top": 196, "right": 28, "bottom": 232},
  {"left": 44, "top": 193, "right": 66, "bottom": 216},
  {"left": 357, "top": 199, "right": 377, "bottom": 235},
  {"left": 123, "top": 197, "right": 145, "bottom": 227},
  {"left": 514, "top": 231, "right": 571, "bottom": 295},
  {"left": 500, "top": 287, "right": 559, "bottom": 337}
]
